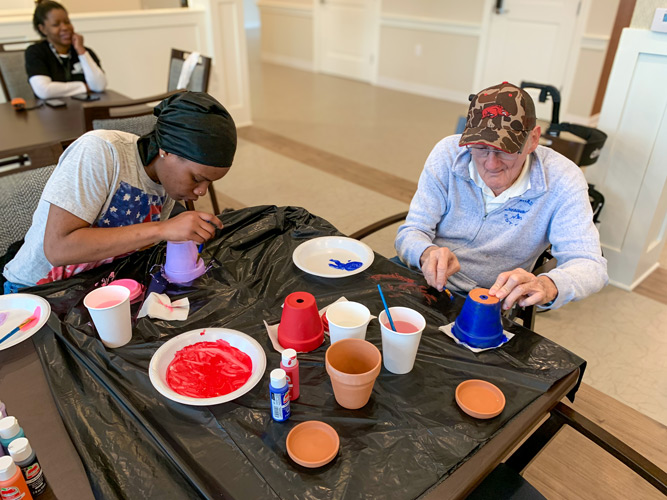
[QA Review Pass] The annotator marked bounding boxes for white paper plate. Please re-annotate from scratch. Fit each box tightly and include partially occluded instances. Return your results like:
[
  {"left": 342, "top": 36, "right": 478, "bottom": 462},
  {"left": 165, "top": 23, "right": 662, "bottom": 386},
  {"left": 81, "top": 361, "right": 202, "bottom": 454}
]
[
  {"left": 149, "top": 327, "right": 266, "bottom": 406},
  {"left": 292, "top": 236, "right": 374, "bottom": 278},
  {"left": 0, "top": 294, "right": 51, "bottom": 351}
]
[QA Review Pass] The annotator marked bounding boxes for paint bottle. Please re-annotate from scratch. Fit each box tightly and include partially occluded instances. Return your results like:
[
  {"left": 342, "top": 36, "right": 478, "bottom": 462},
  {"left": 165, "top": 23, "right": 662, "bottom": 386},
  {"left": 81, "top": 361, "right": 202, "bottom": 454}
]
[
  {"left": 269, "top": 369, "right": 290, "bottom": 422},
  {"left": 0, "top": 417, "right": 25, "bottom": 453},
  {"left": 8, "top": 438, "right": 46, "bottom": 497},
  {"left": 280, "top": 349, "right": 300, "bottom": 401},
  {"left": 0, "top": 456, "right": 33, "bottom": 500},
  {"left": 0, "top": 401, "right": 6, "bottom": 419}
]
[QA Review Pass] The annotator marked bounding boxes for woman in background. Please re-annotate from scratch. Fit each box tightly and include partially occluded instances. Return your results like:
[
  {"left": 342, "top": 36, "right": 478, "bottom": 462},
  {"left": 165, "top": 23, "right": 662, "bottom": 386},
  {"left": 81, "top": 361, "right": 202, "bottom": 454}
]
[{"left": 26, "top": 0, "right": 107, "bottom": 99}]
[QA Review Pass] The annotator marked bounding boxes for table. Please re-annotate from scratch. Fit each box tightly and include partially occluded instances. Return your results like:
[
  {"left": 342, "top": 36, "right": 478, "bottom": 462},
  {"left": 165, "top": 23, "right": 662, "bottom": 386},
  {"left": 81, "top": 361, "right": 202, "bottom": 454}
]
[
  {"left": 0, "top": 90, "right": 127, "bottom": 159},
  {"left": 3, "top": 206, "right": 585, "bottom": 499}
]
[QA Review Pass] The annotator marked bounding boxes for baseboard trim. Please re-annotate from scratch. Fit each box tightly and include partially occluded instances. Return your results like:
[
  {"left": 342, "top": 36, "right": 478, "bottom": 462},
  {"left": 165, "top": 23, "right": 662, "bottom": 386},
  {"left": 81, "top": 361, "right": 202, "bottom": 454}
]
[
  {"left": 376, "top": 76, "right": 469, "bottom": 104},
  {"left": 261, "top": 53, "right": 315, "bottom": 72}
]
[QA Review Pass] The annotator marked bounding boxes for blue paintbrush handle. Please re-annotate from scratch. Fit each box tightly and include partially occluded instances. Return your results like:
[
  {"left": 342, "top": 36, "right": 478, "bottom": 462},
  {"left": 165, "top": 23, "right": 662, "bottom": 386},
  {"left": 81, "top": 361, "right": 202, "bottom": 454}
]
[
  {"left": 377, "top": 284, "right": 396, "bottom": 331},
  {"left": 0, "top": 325, "right": 20, "bottom": 344}
]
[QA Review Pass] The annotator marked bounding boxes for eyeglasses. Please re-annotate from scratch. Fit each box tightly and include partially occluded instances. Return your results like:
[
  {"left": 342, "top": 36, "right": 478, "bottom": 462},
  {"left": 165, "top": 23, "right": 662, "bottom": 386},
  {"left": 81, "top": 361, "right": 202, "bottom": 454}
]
[{"left": 466, "top": 146, "right": 518, "bottom": 161}]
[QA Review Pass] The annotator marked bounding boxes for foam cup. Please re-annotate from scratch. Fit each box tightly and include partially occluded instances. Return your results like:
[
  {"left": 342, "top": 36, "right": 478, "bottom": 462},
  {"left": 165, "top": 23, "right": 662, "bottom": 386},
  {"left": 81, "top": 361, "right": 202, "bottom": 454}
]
[
  {"left": 378, "top": 307, "right": 426, "bottom": 374},
  {"left": 84, "top": 285, "right": 132, "bottom": 348},
  {"left": 326, "top": 301, "right": 371, "bottom": 344}
]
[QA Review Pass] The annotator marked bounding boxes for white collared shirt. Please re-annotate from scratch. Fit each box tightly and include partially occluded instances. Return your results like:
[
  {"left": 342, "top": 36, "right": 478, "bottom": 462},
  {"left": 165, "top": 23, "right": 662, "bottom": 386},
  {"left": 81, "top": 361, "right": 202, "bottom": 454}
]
[{"left": 469, "top": 155, "right": 532, "bottom": 214}]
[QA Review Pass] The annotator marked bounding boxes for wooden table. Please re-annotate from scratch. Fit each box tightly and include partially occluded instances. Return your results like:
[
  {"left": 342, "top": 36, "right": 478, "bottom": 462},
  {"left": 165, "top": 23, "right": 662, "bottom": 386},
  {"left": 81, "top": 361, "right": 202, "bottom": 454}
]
[{"left": 0, "top": 90, "right": 127, "bottom": 159}]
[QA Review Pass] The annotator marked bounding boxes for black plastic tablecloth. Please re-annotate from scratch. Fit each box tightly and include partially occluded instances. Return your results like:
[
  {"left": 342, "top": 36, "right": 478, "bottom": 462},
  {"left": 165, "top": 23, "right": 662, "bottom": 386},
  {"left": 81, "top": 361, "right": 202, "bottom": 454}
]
[{"left": 27, "top": 206, "right": 585, "bottom": 499}]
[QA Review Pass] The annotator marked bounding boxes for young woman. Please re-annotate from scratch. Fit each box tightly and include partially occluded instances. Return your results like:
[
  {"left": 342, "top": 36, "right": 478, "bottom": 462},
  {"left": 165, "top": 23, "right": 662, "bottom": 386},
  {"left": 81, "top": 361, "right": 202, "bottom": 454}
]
[
  {"left": 3, "top": 92, "right": 237, "bottom": 292},
  {"left": 26, "top": 0, "right": 107, "bottom": 99}
]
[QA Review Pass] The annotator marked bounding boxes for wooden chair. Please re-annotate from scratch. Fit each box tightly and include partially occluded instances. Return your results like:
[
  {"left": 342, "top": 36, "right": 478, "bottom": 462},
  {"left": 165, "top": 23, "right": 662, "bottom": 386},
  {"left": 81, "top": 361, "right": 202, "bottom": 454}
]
[
  {"left": 167, "top": 49, "right": 212, "bottom": 93},
  {"left": 469, "top": 401, "right": 667, "bottom": 498},
  {"left": 0, "top": 143, "right": 63, "bottom": 256},
  {"left": 82, "top": 90, "right": 222, "bottom": 215},
  {"left": 0, "top": 41, "right": 37, "bottom": 101}
]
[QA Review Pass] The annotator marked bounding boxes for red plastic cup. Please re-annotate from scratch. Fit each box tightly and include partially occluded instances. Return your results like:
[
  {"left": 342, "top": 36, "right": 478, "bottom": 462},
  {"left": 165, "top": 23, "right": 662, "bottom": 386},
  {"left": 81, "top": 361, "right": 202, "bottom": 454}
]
[{"left": 277, "top": 292, "right": 324, "bottom": 352}]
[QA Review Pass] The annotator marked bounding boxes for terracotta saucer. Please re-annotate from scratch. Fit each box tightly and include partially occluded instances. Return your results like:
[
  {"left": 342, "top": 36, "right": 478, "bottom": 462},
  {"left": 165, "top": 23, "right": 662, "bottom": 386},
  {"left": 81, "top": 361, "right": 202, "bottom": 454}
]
[
  {"left": 286, "top": 421, "right": 339, "bottom": 468},
  {"left": 455, "top": 380, "right": 506, "bottom": 419}
]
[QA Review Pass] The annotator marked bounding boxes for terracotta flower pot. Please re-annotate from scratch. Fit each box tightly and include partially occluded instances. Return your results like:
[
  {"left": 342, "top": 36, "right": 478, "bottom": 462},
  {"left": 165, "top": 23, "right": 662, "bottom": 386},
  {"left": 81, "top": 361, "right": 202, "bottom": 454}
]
[
  {"left": 325, "top": 338, "right": 381, "bottom": 409},
  {"left": 278, "top": 291, "right": 324, "bottom": 352}
]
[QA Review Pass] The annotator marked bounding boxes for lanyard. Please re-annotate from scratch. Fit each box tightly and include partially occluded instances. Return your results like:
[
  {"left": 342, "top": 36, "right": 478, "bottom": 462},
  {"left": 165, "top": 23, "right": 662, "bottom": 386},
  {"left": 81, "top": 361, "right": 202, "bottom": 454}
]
[{"left": 48, "top": 42, "right": 73, "bottom": 81}]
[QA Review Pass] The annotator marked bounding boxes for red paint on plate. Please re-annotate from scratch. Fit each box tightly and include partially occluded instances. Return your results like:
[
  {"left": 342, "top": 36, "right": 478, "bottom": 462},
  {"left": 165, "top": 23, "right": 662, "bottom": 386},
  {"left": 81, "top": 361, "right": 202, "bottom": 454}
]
[{"left": 166, "top": 339, "right": 252, "bottom": 398}]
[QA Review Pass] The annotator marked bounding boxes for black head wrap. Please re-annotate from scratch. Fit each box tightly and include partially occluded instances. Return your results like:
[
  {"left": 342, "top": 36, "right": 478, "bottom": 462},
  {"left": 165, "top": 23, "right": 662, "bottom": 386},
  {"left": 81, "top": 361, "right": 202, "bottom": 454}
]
[{"left": 137, "top": 91, "right": 237, "bottom": 168}]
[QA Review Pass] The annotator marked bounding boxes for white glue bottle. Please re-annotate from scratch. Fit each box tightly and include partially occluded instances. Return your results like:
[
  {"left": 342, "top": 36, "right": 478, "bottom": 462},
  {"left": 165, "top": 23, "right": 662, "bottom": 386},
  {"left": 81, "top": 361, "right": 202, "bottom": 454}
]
[{"left": 8, "top": 438, "right": 47, "bottom": 497}]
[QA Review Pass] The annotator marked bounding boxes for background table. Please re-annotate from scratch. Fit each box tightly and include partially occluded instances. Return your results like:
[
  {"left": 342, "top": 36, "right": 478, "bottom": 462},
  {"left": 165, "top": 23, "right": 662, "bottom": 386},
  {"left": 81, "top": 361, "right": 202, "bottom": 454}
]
[
  {"left": 0, "top": 90, "right": 127, "bottom": 159},
  {"left": 8, "top": 205, "right": 585, "bottom": 499}
]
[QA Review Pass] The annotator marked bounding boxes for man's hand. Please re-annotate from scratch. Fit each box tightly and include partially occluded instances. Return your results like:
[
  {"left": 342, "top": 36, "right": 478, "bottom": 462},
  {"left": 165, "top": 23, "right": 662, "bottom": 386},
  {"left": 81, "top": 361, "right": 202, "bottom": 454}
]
[
  {"left": 419, "top": 246, "right": 460, "bottom": 292},
  {"left": 159, "top": 211, "right": 223, "bottom": 244},
  {"left": 72, "top": 33, "right": 86, "bottom": 55},
  {"left": 488, "top": 268, "right": 558, "bottom": 309}
]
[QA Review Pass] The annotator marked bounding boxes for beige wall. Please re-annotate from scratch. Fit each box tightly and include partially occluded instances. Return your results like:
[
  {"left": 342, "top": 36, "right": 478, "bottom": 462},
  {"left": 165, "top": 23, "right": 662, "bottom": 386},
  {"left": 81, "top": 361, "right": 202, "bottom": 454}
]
[
  {"left": 381, "top": 0, "right": 484, "bottom": 24},
  {"left": 256, "top": 0, "right": 619, "bottom": 119},
  {"left": 587, "top": 0, "right": 619, "bottom": 34},
  {"left": 378, "top": 27, "right": 478, "bottom": 94},
  {"left": 565, "top": 0, "right": 619, "bottom": 118},
  {"left": 631, "top": 0, "right": 665, "bottom": 28},
  {"left": 260, "top": 9, "right": 313, "bottom": 64},
  {"left": 0, "top": 0, "right": 185, "bottom": 14}
]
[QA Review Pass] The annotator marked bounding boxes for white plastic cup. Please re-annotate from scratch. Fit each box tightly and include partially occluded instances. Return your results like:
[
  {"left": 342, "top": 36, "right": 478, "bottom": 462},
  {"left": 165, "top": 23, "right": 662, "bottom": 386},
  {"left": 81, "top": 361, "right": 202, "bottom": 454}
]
[
  {"left": 326, "top": 301, "right": 371, "bottom": 344},
  {"left": 83, "top": 285, "right": 132, "bottom": 348},
  {"left": 378, "top": 307, "right": 426, "bottom": 374}
]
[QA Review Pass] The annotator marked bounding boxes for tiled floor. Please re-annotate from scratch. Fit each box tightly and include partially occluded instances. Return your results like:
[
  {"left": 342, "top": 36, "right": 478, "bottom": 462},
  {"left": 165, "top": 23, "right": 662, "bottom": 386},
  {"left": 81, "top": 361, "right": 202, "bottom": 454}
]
[{"left": 204, "top": 29, "right": 667, "bottom": 427}]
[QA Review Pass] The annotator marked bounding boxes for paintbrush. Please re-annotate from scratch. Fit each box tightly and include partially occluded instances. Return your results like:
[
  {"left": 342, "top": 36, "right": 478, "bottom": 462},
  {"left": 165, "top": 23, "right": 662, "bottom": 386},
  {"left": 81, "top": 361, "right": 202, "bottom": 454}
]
[{"left": 0, "top": 306, "right": 41, "bottom": 345}]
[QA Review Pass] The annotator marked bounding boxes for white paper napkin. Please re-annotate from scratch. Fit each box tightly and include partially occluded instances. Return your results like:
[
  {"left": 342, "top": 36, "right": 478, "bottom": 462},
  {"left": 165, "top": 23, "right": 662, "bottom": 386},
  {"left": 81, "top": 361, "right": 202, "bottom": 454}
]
[
  {"left": 439, "top": 321, "right": 514, "bottom": 353},
  {"left": 138, "top": 293, "right": 190, "bottom": 321}
]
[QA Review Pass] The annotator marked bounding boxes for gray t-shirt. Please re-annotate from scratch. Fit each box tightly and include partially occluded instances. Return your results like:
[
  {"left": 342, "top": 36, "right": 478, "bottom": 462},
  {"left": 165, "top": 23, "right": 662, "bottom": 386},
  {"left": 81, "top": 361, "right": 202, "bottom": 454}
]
[{"left": 4, "top": 130, "right": 174, "bottom": 286}]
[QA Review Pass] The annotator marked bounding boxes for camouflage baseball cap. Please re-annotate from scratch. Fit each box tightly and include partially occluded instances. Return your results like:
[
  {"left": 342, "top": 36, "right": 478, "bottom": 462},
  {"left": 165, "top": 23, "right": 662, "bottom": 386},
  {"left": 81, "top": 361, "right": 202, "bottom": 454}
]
[{"left": 459, "top": 82, "right": 536, "bottom": 154}]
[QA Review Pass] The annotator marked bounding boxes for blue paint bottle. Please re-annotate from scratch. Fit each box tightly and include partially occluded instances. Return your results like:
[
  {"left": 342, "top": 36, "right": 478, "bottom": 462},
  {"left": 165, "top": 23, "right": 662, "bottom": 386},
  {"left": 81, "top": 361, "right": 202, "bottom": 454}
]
[
  {"left": 269, "top": 369, "right": 291, "bottom": 422},
  {"left": 0, "top": 417, "right": 25, "bottom": 453}
]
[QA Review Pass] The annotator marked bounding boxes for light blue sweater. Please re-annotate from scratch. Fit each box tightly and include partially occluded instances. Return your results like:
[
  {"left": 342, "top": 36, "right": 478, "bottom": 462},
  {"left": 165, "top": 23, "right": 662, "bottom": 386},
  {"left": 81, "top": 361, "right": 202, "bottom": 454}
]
[{"left": 395, "top": 135, "right": 608, "bottom": 309}]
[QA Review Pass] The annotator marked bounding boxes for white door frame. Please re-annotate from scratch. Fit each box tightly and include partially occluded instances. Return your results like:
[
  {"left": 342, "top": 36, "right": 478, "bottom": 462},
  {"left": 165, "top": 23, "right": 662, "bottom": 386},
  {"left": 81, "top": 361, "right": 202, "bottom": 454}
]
[{"left": 313, "top": 0, "right": 381, "bottom": 84}]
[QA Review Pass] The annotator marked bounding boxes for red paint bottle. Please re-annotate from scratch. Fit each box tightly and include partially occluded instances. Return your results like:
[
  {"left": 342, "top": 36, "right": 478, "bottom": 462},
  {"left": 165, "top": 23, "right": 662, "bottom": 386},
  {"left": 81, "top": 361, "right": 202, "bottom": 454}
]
[{"left": 280, "top": 348, "right": 300, "bottom": 401}]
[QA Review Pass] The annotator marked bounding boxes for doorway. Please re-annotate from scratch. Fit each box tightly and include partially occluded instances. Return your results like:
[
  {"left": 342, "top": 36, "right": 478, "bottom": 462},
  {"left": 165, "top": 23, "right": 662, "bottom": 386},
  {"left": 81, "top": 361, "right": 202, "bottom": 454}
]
[
  {"left": 315, "top": 0, "right": 379, "bottom": 83},
  {"left": 478, "top": 0, "right": 583, "bottom": 120}
]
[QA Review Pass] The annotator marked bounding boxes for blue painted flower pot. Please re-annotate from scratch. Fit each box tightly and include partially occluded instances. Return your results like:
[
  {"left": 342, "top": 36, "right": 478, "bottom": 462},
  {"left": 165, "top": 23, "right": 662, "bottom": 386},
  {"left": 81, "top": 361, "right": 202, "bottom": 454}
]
[{"left": 452, "top": 288, "right": 505, "bottom": 348}]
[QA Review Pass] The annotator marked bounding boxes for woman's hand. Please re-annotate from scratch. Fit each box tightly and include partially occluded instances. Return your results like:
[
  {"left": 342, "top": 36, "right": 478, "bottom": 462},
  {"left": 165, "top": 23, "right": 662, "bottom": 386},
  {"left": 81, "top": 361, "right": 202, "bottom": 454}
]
[
  {"left": 72, "top": 33, "right": 86, "bottom": 55},
  {"left": 159, "top": 211, "right": 223, "bottom": 244}
]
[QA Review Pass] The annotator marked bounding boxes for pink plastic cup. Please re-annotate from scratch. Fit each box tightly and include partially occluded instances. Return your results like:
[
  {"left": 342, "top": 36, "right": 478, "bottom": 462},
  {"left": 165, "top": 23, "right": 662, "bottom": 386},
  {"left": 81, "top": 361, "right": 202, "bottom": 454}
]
[
  {"left": 164, "top": 241, "right": 206, "bottom": 284},
  {"left": 109, "top": 279, "right": 144, "bottom": 304}
]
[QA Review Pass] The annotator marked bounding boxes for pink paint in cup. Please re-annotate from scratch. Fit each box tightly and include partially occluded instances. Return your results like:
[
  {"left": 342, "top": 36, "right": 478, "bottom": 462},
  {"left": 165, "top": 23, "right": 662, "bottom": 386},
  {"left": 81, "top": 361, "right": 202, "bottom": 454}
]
[
  {"left": 378, "top": 307, "right": 426, "bottom": 374},
  {"left": 83, "top": 285, "right": 132, "bottom": 348}
]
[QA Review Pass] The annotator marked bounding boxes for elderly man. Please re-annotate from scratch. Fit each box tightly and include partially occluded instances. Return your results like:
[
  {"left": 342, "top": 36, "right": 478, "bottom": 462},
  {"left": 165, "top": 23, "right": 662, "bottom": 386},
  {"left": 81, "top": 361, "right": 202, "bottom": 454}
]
[{"left": 395, "top": 82, "right": 607, "bottom": 311}]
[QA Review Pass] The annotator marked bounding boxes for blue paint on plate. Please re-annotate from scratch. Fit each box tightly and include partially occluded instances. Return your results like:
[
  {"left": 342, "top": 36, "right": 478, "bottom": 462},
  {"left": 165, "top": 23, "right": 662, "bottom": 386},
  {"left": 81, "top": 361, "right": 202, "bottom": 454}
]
[{"left": 328, "top": 259, "right": 363, "bottom": 271}]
